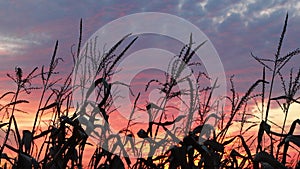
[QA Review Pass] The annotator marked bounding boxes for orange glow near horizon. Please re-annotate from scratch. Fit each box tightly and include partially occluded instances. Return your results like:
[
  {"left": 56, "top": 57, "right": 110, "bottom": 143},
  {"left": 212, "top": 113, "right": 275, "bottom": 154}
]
[{"left": 0, "top": 86, "right": 299, "bottom": 168}]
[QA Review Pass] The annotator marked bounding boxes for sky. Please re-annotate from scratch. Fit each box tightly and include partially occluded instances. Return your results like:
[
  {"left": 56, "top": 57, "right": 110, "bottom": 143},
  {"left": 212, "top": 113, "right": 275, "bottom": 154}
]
[
  {"left": 0, "top": 0, "right": 300, "bottom": 166},
  {"left": 1, "top": 1, "right": 300, "bottom": 90}
]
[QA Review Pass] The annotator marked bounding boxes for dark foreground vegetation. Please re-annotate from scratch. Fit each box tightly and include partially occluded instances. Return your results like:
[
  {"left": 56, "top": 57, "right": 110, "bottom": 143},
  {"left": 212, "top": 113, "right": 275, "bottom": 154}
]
[{"left": 0, "top": 13, "right": 299, "bottom": 169}]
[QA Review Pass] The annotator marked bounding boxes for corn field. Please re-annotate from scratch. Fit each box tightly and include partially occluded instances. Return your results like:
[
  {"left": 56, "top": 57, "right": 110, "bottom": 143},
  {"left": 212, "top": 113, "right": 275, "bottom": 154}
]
[{"left": 0, "top": 13, "right": 299, "bottom": 169}]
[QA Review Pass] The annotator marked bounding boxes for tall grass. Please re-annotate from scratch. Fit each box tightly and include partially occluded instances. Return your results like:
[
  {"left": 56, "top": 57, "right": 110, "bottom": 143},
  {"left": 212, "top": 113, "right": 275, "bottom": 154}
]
[{"left": 0, "top": 13, "right": 299, "bottom": 169}]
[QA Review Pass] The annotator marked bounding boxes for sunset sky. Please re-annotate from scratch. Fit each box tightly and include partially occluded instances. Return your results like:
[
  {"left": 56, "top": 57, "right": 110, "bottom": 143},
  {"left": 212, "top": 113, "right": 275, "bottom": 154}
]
[
  {"left": 0, "top": 0, "right": 299, "bottom": 130},
  {"left": 0, "top": 1, "right": 300, "bottom": 166}
]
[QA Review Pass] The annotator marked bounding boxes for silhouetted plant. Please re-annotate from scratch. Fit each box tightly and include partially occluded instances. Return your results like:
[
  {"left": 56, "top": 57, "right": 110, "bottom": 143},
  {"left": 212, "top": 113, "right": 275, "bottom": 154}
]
[{"left": 0, "top": 13, "right": 299, "bottom": 169}]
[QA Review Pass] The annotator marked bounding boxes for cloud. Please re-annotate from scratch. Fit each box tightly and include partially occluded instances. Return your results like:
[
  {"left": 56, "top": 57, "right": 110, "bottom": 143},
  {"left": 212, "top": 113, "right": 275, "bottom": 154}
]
[
  {"left": 0, "top": 0, "right": 299, "bottom": 94},
  {"left": 0, "top": 33, "right": 51, "bottom": 56}
]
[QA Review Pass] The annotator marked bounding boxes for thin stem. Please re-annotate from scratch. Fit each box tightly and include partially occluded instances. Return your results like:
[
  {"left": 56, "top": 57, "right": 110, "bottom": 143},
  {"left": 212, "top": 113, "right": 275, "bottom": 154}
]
[{"left": 0, "top": 83, "right": 20, "bottom": 156}]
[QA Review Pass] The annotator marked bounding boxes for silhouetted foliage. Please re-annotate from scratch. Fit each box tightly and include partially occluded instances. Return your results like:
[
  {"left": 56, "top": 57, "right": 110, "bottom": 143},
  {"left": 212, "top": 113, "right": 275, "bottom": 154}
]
[{"left": 0, "top": 13, "right": 299, "bottom": 169}]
